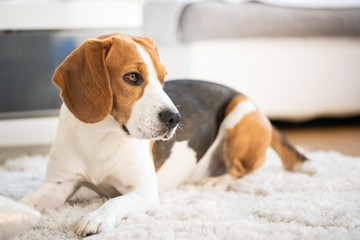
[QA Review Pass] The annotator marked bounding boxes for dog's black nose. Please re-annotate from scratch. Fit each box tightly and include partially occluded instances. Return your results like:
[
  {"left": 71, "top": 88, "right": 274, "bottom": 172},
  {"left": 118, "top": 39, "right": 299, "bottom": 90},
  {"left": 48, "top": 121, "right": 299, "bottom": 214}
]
[{"left": 159, "top": 110, "right": 181, "bottom": 129}]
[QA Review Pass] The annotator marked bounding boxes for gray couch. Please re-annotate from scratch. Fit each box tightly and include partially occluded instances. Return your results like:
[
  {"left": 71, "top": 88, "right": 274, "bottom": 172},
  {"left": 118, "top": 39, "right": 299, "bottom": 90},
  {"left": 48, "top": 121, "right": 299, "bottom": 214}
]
[{"left": 144, "top": 0, "right": 360, "bottom": 121}]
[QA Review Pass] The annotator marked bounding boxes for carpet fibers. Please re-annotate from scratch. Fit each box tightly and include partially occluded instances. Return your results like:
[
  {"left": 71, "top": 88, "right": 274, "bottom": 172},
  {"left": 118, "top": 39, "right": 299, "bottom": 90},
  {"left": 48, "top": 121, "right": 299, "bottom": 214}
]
[{"left": 0, "top": 149, "right": 359, "bottom": 240}]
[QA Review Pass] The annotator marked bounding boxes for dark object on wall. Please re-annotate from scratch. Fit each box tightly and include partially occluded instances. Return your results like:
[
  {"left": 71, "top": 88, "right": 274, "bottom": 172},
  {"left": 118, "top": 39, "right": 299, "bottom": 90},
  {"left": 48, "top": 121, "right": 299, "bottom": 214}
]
[{"left": 0, "top": 31, "right": 77, "bottom": 118}]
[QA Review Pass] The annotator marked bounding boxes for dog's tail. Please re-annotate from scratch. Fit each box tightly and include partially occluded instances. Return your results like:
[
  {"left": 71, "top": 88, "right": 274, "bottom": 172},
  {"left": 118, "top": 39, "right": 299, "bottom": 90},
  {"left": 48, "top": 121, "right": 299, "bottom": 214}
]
[{"left": 270, "top": 126, "right": 316, "bottom": 174}]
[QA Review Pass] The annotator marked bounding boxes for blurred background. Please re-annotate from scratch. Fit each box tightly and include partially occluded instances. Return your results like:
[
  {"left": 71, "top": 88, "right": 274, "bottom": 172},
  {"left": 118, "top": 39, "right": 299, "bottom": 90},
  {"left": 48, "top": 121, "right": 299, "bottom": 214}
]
[{"left": 0, "top": 0, "right": 359, "bottom": 160}]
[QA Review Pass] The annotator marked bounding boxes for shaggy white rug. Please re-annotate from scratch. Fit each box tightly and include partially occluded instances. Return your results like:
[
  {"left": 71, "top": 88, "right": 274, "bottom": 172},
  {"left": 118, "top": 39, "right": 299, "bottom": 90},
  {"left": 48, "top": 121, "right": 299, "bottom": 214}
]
[{"left": 0, "top": 149, "right": 359, "bottom": 240}]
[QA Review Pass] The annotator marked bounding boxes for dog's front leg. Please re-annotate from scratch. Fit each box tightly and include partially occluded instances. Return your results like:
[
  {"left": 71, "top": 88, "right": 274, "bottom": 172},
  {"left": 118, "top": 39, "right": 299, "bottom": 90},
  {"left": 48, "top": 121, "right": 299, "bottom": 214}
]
[
  {"left": 19, "top": 180, "right": 78, "bottom": 211},
  {"left": 75, "top": 186, "right": 158, "bottom": 236}
]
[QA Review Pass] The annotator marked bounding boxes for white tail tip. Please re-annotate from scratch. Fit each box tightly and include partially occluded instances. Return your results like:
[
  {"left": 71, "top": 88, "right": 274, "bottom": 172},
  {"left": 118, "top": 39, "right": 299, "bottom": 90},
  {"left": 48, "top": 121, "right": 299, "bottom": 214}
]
[{"left": 293, "top": 161, "right": 318, "bottom": 175}]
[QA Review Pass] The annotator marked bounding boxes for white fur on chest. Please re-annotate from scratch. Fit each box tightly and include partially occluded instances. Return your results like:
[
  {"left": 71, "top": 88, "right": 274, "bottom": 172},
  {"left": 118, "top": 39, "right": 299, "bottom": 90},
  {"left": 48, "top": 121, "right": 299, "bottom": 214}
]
[
  {"left": 157, "top": 141, "right": 198, "bottom": 190},
  {"left": 47, "top": 105, "right": 157, "bottom": 195}
]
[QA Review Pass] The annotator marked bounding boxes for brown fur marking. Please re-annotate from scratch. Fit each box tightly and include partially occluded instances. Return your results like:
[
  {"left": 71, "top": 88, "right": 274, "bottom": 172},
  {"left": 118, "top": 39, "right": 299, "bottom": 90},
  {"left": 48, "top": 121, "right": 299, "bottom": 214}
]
[
  {"left": 224, "top": 96, "right": 272, "bottom": 178},
  {"left": 52, "top": 39, "right": 113, "bottom": 123}
]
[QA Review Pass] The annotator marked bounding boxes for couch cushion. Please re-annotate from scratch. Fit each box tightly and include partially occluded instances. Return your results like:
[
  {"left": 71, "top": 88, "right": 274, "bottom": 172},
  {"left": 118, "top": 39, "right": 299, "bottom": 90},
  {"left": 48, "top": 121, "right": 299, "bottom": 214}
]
[{"left": 180, "top": 2, "right": 360, "bottom": 42}]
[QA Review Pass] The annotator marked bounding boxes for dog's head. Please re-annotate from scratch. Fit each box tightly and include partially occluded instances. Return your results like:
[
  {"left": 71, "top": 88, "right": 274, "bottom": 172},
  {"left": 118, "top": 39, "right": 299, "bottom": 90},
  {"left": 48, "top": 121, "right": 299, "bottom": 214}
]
[{"left": 53, "top": 33, "right": 180, "bottom": 140}]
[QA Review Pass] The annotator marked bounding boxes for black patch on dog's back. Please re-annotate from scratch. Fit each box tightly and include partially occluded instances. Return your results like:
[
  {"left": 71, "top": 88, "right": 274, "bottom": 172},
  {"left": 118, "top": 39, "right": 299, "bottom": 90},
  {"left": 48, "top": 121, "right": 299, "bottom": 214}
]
[{"left": 152, "top": 79, "right": 241, "bottom": 170}]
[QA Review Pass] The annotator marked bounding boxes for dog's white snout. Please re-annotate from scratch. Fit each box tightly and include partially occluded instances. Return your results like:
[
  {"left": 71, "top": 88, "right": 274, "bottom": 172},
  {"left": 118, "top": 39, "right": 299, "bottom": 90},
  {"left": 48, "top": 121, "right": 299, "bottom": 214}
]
[{"left": 126, "top": 95, "right": 179, "bottom": 140}]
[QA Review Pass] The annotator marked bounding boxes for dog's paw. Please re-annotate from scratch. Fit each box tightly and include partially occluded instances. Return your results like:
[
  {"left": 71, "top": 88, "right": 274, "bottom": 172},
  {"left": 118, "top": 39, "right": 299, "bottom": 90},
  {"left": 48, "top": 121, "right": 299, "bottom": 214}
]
[
  {"left": 199, "top": 174, "right": 234, "bottom": 190},
  {"left": 293, "top": 160, "right": 318, "bottom": 175},
  {"left": 75, "top": 210, "right": 116, "bottom": 237}
]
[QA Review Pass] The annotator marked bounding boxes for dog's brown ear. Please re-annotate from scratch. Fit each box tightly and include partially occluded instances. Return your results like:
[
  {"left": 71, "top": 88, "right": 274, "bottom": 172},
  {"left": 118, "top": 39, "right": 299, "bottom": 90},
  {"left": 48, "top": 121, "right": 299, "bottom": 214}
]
[{"left": 52, "top": 39, "right": 113, "bottom": 123}]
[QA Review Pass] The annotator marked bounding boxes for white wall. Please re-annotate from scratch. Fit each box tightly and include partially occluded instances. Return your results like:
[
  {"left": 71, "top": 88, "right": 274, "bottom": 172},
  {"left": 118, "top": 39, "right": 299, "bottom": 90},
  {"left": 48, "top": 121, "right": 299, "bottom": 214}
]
[
  {"left": 186, "top": 37, "right": 360, "bottom": 121},
  {"left": 0, "top": 0, "right": 144, "bottom": 30}
]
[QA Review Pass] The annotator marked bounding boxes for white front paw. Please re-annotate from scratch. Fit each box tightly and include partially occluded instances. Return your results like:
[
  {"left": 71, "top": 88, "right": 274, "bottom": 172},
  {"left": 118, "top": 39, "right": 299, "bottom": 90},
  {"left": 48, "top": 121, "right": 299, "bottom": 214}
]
[{"left": 75, "top": 210, "right": 116, "bottom": 237}]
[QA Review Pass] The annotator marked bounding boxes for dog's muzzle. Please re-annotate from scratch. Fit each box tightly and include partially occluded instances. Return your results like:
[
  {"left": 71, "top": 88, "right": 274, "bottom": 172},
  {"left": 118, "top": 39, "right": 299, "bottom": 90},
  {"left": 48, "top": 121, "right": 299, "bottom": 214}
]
[{"left": 121, "top": 107, "right": 181, "bottom": 140}]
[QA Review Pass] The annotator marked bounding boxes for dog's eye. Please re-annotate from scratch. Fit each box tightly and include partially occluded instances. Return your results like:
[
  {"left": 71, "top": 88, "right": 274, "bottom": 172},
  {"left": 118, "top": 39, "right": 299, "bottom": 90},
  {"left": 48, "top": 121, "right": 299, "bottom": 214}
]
[{"left": 123, "top": 73, "right": 142, "bottom": 86}]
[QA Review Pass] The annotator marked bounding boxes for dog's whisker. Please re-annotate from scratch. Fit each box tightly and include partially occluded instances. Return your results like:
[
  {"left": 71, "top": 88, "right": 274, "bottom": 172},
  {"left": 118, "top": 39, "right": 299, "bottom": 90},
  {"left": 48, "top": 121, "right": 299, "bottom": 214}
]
[{"left": 177, "top": 125, "right": 184, "bottom": 133}]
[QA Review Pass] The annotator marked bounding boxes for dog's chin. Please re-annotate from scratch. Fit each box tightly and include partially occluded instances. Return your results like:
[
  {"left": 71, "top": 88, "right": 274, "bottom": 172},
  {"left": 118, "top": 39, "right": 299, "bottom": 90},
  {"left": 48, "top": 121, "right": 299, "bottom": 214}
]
[
  {"left": 160, "top": 128, "right": 177, "bottom": 141},
  {"left": 148, "top": 129, "right": 176, "bottom": 141},
  {"left": 125, "top": 125, "right": 177, "bottom": 141}
]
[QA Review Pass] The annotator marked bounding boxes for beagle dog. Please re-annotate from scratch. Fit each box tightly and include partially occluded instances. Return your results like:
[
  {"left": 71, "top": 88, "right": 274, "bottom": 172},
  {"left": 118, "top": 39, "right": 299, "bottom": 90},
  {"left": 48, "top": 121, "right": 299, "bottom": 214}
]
[{"left": 20, "top": 33, "right": 315, "bottom": 236}]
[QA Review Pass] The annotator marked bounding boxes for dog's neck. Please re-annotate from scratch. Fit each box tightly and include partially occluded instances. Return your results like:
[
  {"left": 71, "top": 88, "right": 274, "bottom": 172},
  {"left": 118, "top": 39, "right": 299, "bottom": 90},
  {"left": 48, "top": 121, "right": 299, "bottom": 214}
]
[{"left": 59, "top": 104, "right": 130, "bottom": 141}]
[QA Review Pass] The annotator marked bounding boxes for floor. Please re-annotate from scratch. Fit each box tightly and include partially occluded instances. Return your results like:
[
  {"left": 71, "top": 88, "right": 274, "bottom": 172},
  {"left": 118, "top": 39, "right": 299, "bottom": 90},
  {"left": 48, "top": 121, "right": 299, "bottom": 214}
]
[
  {"left": 274, "top": 116, "right": 360, "bottom": 157},
  {"left": 0, "top": 145, "right": 51, "bottom": 162},
  {"left": 281, "top": 126, "right": 360, "bottom": 156}
]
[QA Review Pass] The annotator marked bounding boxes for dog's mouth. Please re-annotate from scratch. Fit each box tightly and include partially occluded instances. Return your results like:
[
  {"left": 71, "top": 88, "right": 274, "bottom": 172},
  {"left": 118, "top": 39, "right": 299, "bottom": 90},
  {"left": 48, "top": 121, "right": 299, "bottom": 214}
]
[
  {"left": 122, "top": 125, "right": 130, "bottom": 135},
  {"left": 161, "top": 127, "right": 177, "bottom": 141},
  {"left": 122, "top": 123, "right": 177, "bottom": 140}
]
